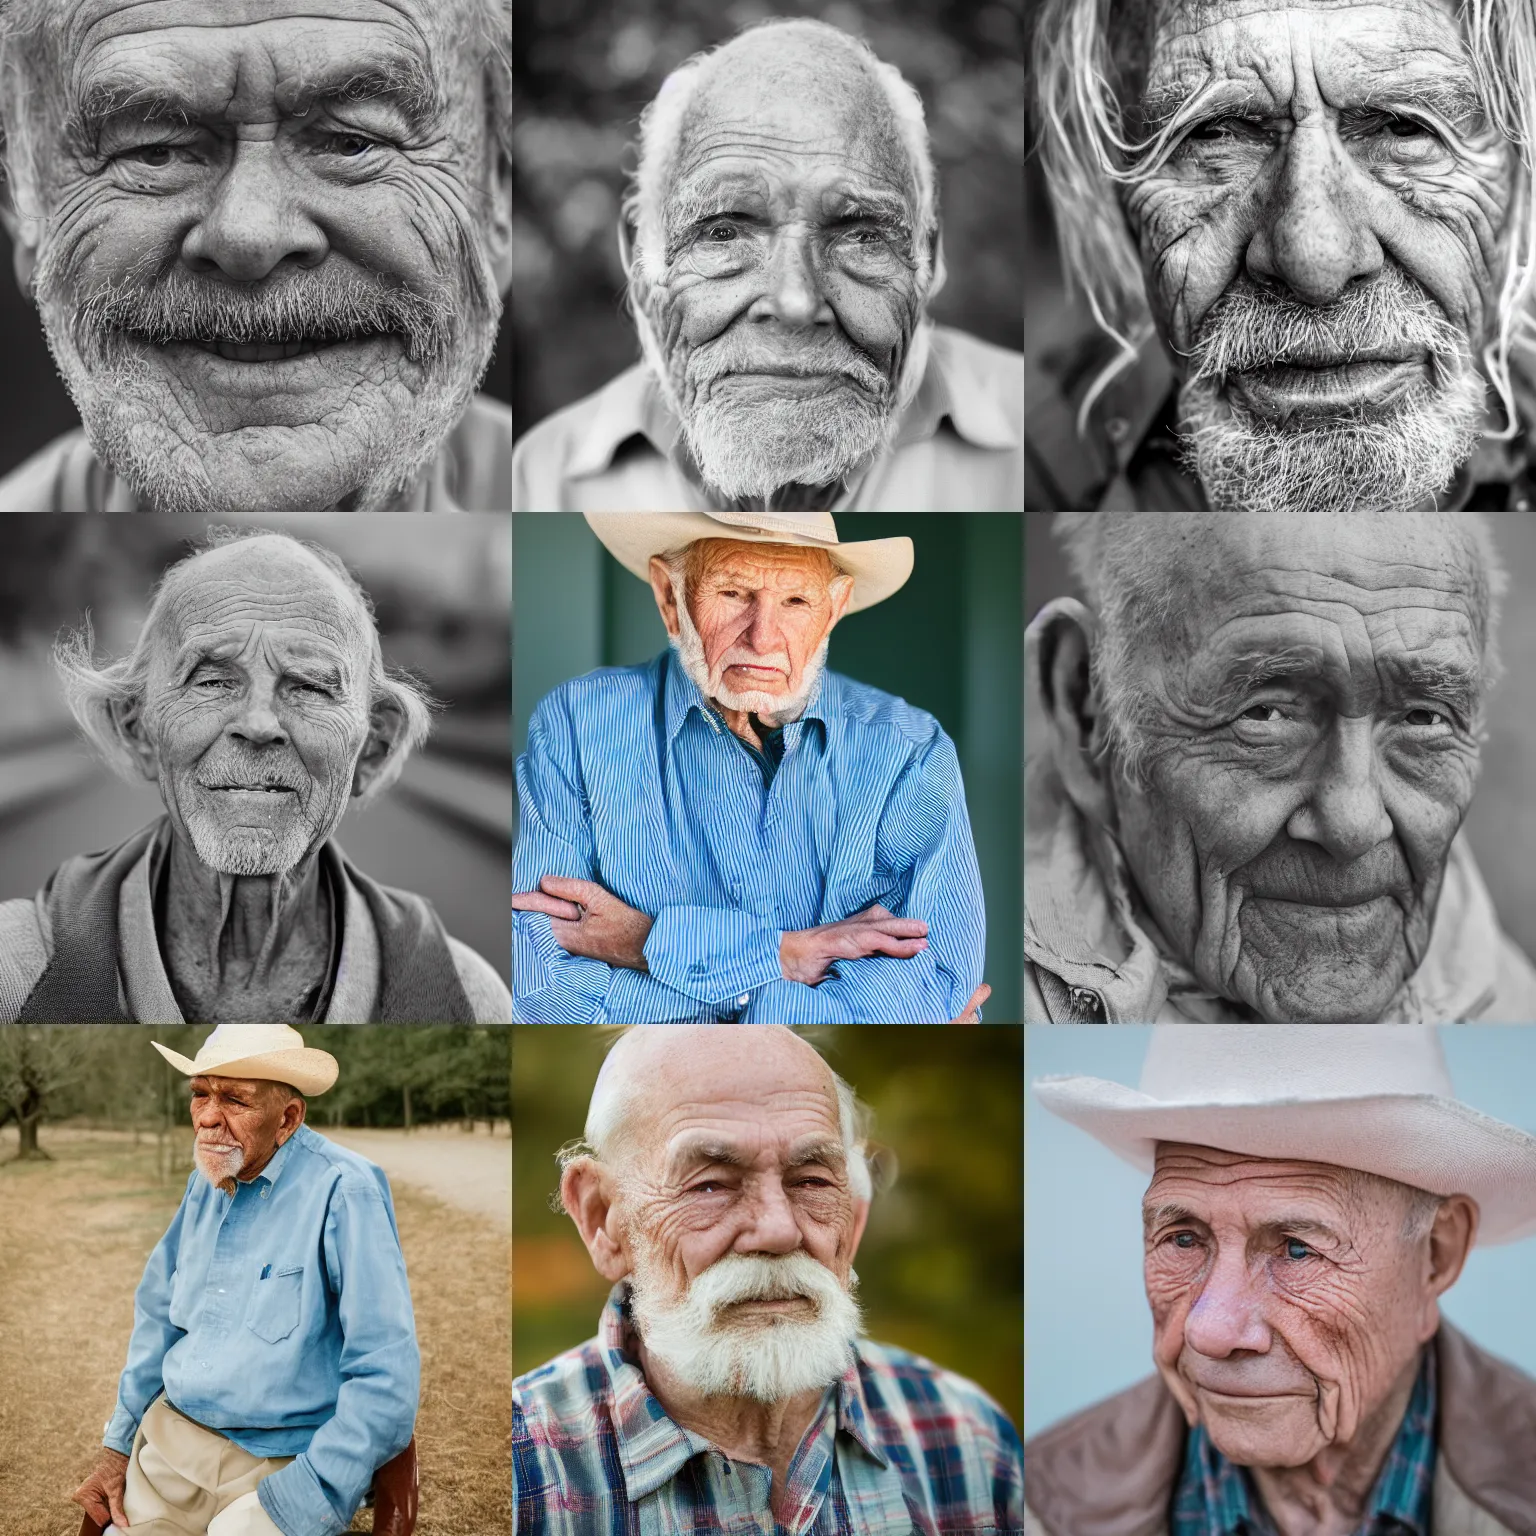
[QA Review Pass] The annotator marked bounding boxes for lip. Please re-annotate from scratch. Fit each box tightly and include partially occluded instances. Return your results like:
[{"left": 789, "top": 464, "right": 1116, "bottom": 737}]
[
  {"left": 717, "top": 371, "right": 855, "bottom": 397},
  {"left": 726, "top": 664, "right": 787, "bottom": 678},
  {"left": 1247, "top": 890, "right": 1395, "bottom": 910},
  {"left": 1194, "top": 1385, "right": 1310, "bottom": 1401},
  {"left": 1228, "top": 358, "right": 1428, "bottom": 416},
  {"left": 202, "top": 784, "right": 297, "bottom": 795},
  {"left": 723, "top": 1296, "right": 814, "bottom": 1312},
  {"left": 139, "top": 334, "right": 396, "bottom": 395}
]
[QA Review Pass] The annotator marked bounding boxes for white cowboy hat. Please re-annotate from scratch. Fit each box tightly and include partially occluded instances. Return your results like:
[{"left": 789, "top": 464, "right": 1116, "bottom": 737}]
[
  {"left": 1033, "top": 1026, "right": 1536, "bottom": 1245},
  {"left": 152, "top": 1025, "right": 338, "bottom": 1097},
  {"left": 583, "top": 511, "right": 914, "bottom": 615}
]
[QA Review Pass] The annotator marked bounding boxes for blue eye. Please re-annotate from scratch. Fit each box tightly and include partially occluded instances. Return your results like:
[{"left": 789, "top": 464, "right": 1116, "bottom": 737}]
[
  {"left": 1284, "top": 1239, "right": 1313, "bottom": 1261},
  {"left": 1172, "top": 1232, "right": 1198, "bottom": 1249}
]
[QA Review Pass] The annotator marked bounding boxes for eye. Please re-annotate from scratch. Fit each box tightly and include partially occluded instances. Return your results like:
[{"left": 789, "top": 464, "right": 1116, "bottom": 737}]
[
  {"left": 688, "top": 1180, "right": 726, "bottom": 1194},
  {"left": 842, "top": 226, "right": 885, "bottom": 245},
  {"left": 794, "top": 1176, "right": 833, "bottom": 1188},
  {"left": 122, "top": 144, "right": 176, "bottom": 167},
  {"left": 1382, "top": 115, "right": 1435, "bottom": 140},
  {"left": 325, "top": 132, "right": 380, "bottom": 158},
  {"left": 1239, "top": 703, "right": 1287, "bottom": 723},
  {"left": 1170, "top": 1231, "right": 1200, "bottom": 1250},
  {"left": 1404, "top": 706, "right": 1448, "bottom": 728},
  {"left": 704, "top": 223, "right": 740, "bottom": 242},
  {"left": 193, "top": 675, "right": 237, "bottom": 691},
  {"left": 1283, "top": 1238, "right": 1315, "bottom": 1261}
]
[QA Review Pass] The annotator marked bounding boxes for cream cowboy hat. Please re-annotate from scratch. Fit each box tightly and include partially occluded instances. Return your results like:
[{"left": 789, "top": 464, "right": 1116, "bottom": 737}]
[
  {"left": 1033, "top": 1026, "right": 1536, "bottom": 1245},
  {"left": 152, "top": 1025, "right": 338, "bottom": 1097},
  {"left": 583, "top": 511, "right": 914, "bottom": 615}
]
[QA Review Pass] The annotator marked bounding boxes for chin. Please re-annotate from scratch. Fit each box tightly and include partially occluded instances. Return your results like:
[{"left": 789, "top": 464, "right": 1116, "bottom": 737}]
[
  {"left": 184, "top": 817, "right": 315, "bottom": 878},
  {"left": 1201, "top": 1400, "right": 1324, "bottom": 1469}
]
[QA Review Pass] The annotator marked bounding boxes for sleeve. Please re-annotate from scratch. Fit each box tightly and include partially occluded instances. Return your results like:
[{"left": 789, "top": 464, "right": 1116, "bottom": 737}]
[
  {"left": 741, "top": 730, "right": 986, "bottom": 1023},
  {"left": 255, "top": 1177, "right": 420, "bottom": 1536},
  {"left": 512, "top": 694, "right": 757, "bottom": 1023},
  {"left": 104, "top": 1182, "right": 193, "bottom": 1453}
]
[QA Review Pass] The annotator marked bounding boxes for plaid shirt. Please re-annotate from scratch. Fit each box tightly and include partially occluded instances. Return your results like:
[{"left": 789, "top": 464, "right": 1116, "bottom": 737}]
[
  {"left": 514, "top": 1284, "right": 1024, "bottom": 1535},
  {"left": 1171, "top": 1347, "right": 1437, "bottom": 1536}
]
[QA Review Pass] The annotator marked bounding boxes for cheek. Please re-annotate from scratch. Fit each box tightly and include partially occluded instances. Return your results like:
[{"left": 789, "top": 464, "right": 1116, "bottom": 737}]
[
  {"left": 1125, "top": 176, "right": 1247, "bottom": 348},
  {"left": 290, "top": 708, "right": 369, "bottom": 784}
]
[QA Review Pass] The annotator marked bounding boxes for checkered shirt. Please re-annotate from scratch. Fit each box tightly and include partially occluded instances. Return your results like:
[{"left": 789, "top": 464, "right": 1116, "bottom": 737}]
[
  {"left": 1171, "top": 1346, "right": 1437, "bottom": 1536},
  {"left": 514, "top": 1284, "right": 1024, "bottom": 1535}
]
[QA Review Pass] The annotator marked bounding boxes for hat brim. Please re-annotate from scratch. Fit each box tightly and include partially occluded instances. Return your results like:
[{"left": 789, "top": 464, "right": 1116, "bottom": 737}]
[
  {"left": 1032, "top": 1075, "right": 1536, "bottom": 1246},
  {"left": 153, "top": 1041, "right": 338, "bottom": 1097},
  {"left": 583, "top": 513, "right": 914, "bottom": 614}
]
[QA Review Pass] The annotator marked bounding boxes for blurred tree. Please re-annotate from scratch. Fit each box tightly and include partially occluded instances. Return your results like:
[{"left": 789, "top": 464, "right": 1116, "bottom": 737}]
[{"left": 0, "top": 1025, "right": 89, "bottom": 1160}]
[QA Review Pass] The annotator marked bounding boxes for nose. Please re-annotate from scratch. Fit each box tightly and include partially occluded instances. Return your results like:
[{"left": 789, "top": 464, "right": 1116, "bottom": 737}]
[
  {"left": 744, "top": 593, "right": 786, "bottom": 656},
  {"left": 193, "top": 1100, "right": 226, "bottom": 1132},
  {"left": 1286, "top": 716, "right": 1393, "bottom": 861},
  {"left": 749, "top": 228, "right": 834, "bottom": 329},
  {"left": 1183, "top": 1252, "right": 1273, "bottom": 1359},
  {"left": 1244, "top": 118, "right": 1383, "bottom": 306},
  {"left": 180, "top": 140, "right": 329, "bottom": 282},
  {"left": 735, "top": 1180, "right": 803, "bottom": 1256},
  {"left": 229, "top": 677, "right": 289, "bottom": 749}
]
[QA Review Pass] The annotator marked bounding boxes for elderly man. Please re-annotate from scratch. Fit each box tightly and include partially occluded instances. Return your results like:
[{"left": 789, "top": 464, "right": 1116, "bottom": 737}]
[
  {"left": 514, "top": 1023, "right": 1024, "bottom": 1532},
  {"left": 511, "top": 18, "right": 1023, "bottom": 513},
  {"left": 512, "top": 511, "right": 988, "bottom": 1024},
  {"left": 1026, "top": 511, "right": 1536, "bottom": 1022},
  {"left": 71, "top": 1025, "right": 419, "bottom": 1536},
  {"left": 0, "top": 0, "right": 512, "bottom": 513},
  {"left": 0, "top": 529, "right": 510, "bottom": 1022},
  {"left": 1027, "top": 0, "right": 1536, "bottom": 512},
  {"left": 1027, "top": 1024, "right": 1536, "bottom": 1536}
]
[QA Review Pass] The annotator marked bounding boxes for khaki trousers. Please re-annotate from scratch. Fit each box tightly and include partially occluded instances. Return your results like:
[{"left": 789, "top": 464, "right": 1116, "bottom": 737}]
[{"left": 120, "top": 1397, "right": 292, "bottom": 1536}]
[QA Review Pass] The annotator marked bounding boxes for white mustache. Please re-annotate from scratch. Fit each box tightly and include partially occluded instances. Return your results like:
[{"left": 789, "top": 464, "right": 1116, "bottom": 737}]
[{"left": 717, "top": 650, "right": 791, "bottom": 675}]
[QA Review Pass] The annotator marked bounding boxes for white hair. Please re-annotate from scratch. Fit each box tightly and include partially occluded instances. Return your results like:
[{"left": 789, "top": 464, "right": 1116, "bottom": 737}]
[
  {"left": 623, "top": 18, "right": 938, "bottom": 287},
  {"left": 52, "top": 527, "right": 433, "bottom": 802},
  {"left": 1032, "top": 0, "right": 1536, "bottom": 438},
  {"left": 1051, "top": 512, "right": 1508, "bottom": 783},
  {"left": 565, "top": 1026, "right": 876, "bottom": 1203}
]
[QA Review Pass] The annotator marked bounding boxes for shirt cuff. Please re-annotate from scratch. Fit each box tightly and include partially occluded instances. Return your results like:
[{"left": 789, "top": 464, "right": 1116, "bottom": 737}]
[
  {"left": 103, "top": 1406, "right": 139, "bottom": 1458},
  {"left": 642, "top": 906, "right": 786, "bottom": 1005},
  {"left": 257, "top": 1459, "right": 347, "bottom": 1536}
]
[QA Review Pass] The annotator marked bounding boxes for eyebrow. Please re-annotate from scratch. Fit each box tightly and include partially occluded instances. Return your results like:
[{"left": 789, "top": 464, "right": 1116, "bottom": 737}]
[
  {"left": 666, "top": 1135, "right": 847, "bottom": 1180},
  {"left": 73, "top": 53, "right": 442, "bottom": 139},
  {"left": 1203, "top": 646, "right": 1480, "bottom": 718},
  {"left": 1141, "top": 70, "right": 1486, "bottom": 132},
  {"left": 175, "top": 643, "right": 350, "bottom": 688},
  {"left": 1142, "top": 1203, "right": 1346, "bottom": 1246},
  {"left": 666, "top": 176, "right": 912, "bottom": 237}
]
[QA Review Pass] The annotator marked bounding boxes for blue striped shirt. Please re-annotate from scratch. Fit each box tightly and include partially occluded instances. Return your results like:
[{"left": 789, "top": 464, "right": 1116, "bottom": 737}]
[
  {"left": 512, "top": 649, "right": 986, "bottom": 1022},
  {"left": 514, "top": 1283, "right": 1025, "bottom": 1535},
  {"left": 1171, "top": 1346, "right": 1436, "bottom": 1536}
]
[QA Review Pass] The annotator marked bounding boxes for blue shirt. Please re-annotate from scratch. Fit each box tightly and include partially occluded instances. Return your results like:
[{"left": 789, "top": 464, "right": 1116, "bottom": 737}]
[
  {"left": 514, "top": 1284, "right": 1025, "bottom": 1535},
  {"left": 1171, "top": 1347, "right": 1436, "bottom": 1536},
  {"left": 106, "top": 1125, "right": 420, "bottom": 1536},
  {"left": 512, "top": 650, "right": 987, "bottom": 1023}
]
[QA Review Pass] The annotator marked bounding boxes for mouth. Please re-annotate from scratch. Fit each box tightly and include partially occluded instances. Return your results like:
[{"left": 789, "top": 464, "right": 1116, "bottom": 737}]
[
  {"left": 127, "top": 331, "right": 393, "bottom": 366},
  {"left": 202, "top": 783, "right": 298, "bottom": 795},
  {"left": 720, "top": 1295, "right": 817, "bottom": 1316},
  {"left": 1226, "top": 356, "right": 1429, "bottom": 417}
]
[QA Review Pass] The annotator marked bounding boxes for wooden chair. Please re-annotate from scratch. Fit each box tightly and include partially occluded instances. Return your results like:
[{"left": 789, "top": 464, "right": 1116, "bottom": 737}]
[{"left": 78, "top": 1436, "right": 418, "bottom": 1536}]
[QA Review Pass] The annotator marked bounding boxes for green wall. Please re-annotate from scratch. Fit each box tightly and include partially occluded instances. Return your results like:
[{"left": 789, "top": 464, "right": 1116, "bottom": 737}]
[{"left": 513, "top": 514, "right": 1022, "bottom": 1021}]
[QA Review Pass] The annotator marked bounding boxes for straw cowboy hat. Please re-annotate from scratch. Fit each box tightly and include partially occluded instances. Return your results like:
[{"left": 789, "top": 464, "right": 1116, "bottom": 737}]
[
  {"left": 583, "top": 511, "right": 914, "bottom": 615},
  {"left": 1033, "top": 1026, "right": 1536, "bottom": 1245},
  {"left": 152, "top": 1025, "right": 338, "bottom": 1097}
]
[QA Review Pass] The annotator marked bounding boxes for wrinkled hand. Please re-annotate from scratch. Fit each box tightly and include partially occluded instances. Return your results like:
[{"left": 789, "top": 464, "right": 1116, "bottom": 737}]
[
  {"left": 780, "top": 904, "right": 929, "bottom": 986},
  {"left": 71, "top": 1446, "right": 129, "bottom": 1531},
  {"left": 950, "top": 983, "right": 991, "bottom": 1023},
  {"left": 512, "top": 876, "right": 654, "bottom": 972}
]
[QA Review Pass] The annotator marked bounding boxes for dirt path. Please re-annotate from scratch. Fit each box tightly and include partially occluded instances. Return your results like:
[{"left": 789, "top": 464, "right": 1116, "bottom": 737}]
[
  {"left": 316, "top": 1127, "right": 510, "bottom": 1231},
  {"left": 0, "top": 1126, "right": 510, "bottom": 1536}
]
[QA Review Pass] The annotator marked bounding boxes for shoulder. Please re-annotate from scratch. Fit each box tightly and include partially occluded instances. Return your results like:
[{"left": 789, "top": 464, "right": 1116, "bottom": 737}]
[
  {"left": 447, "top": 937, "right": 512, "bottom": 1022},
  {"left": 1023, "top": 1374, "right": 1184, "bottom": 1536},
  {"left": 528, "top": 658, "right": 664, "bottom": 731},
  {"left": 1437, "top": 1323, "right": 1536, "bottom": 1532},
  {"left": 857, "top": 1337, "right": 1021, "bottom": 1456},
  {"left": 824, "top": 671, "right": 946, "bottom": 751},
  {"left": 0, "top": 897, "right": 48, "bottom": 1022},
  {"left": 1485, "top": 929, "right": 1536, "bottom": 1023},
  {"left": 288, "top": 1126, "right": 391, "bottom": 1204},
  {"left": 442, "top": 394, "right": 513, "bottom": 511},
  {"left": 0, "top": 428, "right": 93, "bottom": 512},
  {"left": 931, "top": 324, "right": 1024, "bottom": 405},
  {"left": 514, "top": 1335, "right": 610, "bottom": 1431},
  {"left": 512, "top": 366, "right": 650, "bottom": 509}
]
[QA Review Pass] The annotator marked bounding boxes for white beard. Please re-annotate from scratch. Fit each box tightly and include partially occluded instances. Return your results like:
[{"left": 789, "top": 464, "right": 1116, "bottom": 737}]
[
  {"left": 194, "top": 1140, "right": 245, "bottom": 1187},
  {"left": 183, "top": 810, "right": 315, "bottom": 877},
  {"left": 627, "top": 1248, "right": 863, "bottom": 1403}
]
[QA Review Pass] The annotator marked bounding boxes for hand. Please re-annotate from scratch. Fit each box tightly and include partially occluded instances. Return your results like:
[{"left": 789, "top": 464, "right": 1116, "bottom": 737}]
[
  {"left": 950, "top": 983, "right": 991, "bottom": 1023},
  {"left": 780, "top": 904, "right": 929, "bottom": 986},
  {"left": 71, "top": 1446, "right": 129, "bottom": 1531},
  {"left": 511, "top": 876, "right": 654, "bottom": 972}
]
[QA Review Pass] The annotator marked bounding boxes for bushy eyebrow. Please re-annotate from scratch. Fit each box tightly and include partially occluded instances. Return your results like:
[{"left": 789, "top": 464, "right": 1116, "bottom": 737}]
[
  {"left": 1142, "top": 70, "right": 1486, "bottom": 132},
  {"left": 1142, "top": 1203, "right": 1346, "bottom": 1246},
  {"left": 174, "top": 642, "right": 351, "bottom": 689},
  {"left": 1200, "top": 646, "right": 1479, "bottom": 719},
  {"left": 666, "top": 1135, "right": 846, "bottom": 1181}
]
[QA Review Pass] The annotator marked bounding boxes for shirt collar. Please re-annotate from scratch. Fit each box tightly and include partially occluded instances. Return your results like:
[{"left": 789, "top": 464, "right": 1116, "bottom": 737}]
[
  {"left": 661, "top": 647, "right": 833, "bottom": 752},
  {"left": 566, "top": 323, "right": 1015, "bottom": 482},
  {"left": 236, "top": 1122, "right": 305, "bottom": 1197},
  {"left": 1180, "top": 1345, "right": 1437, "bottom": 1536}
]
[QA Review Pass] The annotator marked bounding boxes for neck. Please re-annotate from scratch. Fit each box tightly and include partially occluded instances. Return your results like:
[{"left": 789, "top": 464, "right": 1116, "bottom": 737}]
[
  {"left": 162, "top": 831, "right": 332, "bottom": 1020},
  {"left": 1249, "top": 1353, "right": 1423, "bottom": 1536},
  {"left": 635, "top": 1339, "right": 826, "bottom": 1515},
  {"left": 715, "top": 706, "right": 780, "bottom": 748}
]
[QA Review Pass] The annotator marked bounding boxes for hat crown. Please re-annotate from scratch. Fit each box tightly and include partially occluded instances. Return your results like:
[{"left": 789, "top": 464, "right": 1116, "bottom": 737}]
[
  {"left": 194, "top": 1024, "right": 307, "bottom": 1067},
  {"left": 1138, "top": 1025, "right": 1454, "bottom": 1103},
  {"left": 698, "top": 511, "right": 839, "bottom": 545}
]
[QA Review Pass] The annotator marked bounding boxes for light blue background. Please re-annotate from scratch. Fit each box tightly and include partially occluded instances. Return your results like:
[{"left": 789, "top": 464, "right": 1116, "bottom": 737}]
[{"left": 1025, "top": 1026, "right": 1536, "bottom": 1437}]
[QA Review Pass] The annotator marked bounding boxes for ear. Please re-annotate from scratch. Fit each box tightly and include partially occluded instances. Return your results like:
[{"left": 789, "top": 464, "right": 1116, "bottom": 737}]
[
  {"left": 925, "top": 225, "right": 946, "bottom": 302},
  {"left": 847, "top": 1196, "right": 871, "bottom": 1265},
  {"left": 352, "top": 693, "right": 408, "bottom": 798},
  {"left": 616, "top": 215, "right": 635, "bottom": 280},
  {"left": 562, "top": 1160, "right": 631, "bottom": 1285},
  {"left": 1032, "top": 596, "right": 1115, "bottom": 828},
  {"left": 1424, "top": 1194, "right": 1478, "bottom": 1305},
  {"left": 109, "top": 697, "right": 160, "bottom": 782},
  {"left": 275, "top": 1097, "right": 306, "bottom": 1144},
  {"left": 487, "top": 137, "right": 513, "bottom": 297},
  {"left": 648, "top": 554, "right": 682, "bottom": 640},
  {"left": 825, "top": 572, "right": 856, "bottom": 633},
  {"left": 0, "top": 176, "right": 40, "bottom": 299}
]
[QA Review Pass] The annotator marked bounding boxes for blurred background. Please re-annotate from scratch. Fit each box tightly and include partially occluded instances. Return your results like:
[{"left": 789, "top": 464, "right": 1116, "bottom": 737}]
[
  {"left": 512, "top": 0, "right": 1026, "bottom": 436},
  {"left": 1024, "top": 510, "right": 1536, "bottom": 969},
  {"left": 1025, "top": 1025, "right": 1536, "bottom": 1436},
  {"left": 0, "top": 514, "right": 512, "bottom": 986},
  {"left": 0, "top": 1023, "right": 512, "bottom": 1536},
  {"left": 513, "top": 511, "right": 1023, "bottom": 1021},
  {"left": 512, "top": 1023, "right": 1023, "bottom": 1428}
]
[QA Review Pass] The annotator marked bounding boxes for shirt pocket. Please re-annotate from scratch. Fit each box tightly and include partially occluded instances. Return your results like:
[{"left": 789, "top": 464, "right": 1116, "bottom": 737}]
[{"left": 245, "top": 1265, "right": 304, "bottom": 1344}]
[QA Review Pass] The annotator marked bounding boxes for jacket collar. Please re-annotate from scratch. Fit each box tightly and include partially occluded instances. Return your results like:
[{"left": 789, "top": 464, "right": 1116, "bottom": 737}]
[{"left": 567, "top": 323, "right": 1017, "bottom": 484}]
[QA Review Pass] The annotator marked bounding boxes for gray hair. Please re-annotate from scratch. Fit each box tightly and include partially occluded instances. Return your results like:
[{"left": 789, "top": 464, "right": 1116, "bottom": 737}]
[
  {"left": 1051, "top": 511, "right": 1508, "bottom": 784},
  {"left": 52, "top": 527, "right": 433, "bottom": 802},
  {"left": 623, "top": 18, "right": 938, "bottom": 288},
  {"left": 1032, "top": 0, "right": 1536, "bottom": 437}
]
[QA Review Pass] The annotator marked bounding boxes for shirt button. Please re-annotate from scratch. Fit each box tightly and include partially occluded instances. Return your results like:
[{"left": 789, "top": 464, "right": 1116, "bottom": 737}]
[{"left": 737, "top": 994, "right": 749, "bottom": 1006}]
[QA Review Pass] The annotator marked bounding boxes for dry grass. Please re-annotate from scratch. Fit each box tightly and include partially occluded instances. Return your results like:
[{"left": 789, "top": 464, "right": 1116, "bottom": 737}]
[{"left": 0, "top": 1127, "right": 509, "bottom": 1536}]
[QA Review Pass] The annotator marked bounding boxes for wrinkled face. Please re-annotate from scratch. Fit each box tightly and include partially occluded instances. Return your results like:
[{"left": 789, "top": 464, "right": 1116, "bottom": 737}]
[
  {"left": 1122, "top": 0, "right": 1514, "bottom": 512},
  {"left": 189, "top": 1073, "right": 295, "bottom": 1184},
  {"left": 635, "top": 29, "right": 927, "bottom": 501},
  {"left": 611, "top": 1032, "right": 865, "bottom": 1401},
  {"left": 1143, "top": 1146, "right": 1440, "bottom": 1468},
  {"left": 24, "top": 0, "right": 504, "bottom": 512},
  {"left": 667, "top": 540, "right": 850, "bottom": 721},
  {"left": 137, "top": 539, "right": 376, "bottom": 875},
  {"left": 1106, "top": 515, "right": 1486, "bottom": 1021}
]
